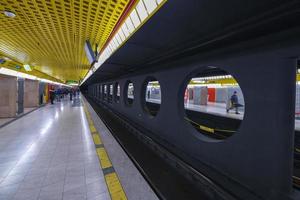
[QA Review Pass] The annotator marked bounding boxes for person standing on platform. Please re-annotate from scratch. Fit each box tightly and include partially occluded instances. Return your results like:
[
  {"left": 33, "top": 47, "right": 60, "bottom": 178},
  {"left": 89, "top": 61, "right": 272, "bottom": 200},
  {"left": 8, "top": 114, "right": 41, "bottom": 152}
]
[
  {"left": 49, "top": 89, "right": 55, "bottom": 104},
  {"left": 226, "top": 91, "right": 242, "bottom": 114},
  {"left": 69, "top": 89, "right": 73, "bottom": 101}
]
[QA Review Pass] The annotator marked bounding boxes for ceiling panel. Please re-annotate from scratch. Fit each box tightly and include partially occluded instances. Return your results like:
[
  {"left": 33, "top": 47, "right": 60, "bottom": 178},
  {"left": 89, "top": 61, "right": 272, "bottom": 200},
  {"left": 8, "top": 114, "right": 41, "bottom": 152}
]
[{"left": 0, "top": 0, "right": 130, "bottom": 82}]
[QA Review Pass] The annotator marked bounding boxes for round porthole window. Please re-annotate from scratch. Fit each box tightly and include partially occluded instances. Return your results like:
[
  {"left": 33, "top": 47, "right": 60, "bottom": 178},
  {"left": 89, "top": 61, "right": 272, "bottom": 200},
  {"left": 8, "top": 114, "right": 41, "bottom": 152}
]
[
  {"left": 108, "top": 84, "right": 113, "bottom": 103},
  {"left": 125, "top": 81, "right": 134, "bottom": 106},
  {"left": 114, "top": 82, "right": 120, "bottom": 103},
  {"left": 142, "top": 78, "right": 161, "bottom": 117},
  {"left": 184, "top": 67, "right": 245, "bottom": 140},
  {"left": 103, "top": 85, "right": 107, "bottom": 100}
]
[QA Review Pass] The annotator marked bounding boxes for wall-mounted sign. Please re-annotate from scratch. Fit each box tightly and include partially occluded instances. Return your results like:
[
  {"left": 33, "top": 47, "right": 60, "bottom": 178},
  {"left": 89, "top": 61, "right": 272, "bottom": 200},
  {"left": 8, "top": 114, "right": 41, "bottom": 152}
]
[
  {"left": 84, "top": 40, "right": 96, "bottom": 65},
  {"left": 15, "top": 65, "right": 21, "bottom": 70}
]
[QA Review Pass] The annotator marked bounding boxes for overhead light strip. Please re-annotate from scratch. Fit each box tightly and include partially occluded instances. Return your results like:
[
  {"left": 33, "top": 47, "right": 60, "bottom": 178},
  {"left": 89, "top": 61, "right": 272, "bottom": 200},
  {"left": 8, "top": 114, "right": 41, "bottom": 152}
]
[
  {"left": 0, "top": 67, "right": 72, "bottom": 87},
  {"left": 81, "top": 0, "right": 167, "bottom": 85}
]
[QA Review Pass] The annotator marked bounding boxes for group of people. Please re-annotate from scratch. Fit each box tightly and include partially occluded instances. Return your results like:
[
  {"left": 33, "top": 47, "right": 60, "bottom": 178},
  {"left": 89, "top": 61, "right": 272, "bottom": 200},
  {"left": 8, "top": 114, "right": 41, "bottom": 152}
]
[{"left": 49, "top": 88, "right": 79, "bottom": 104}]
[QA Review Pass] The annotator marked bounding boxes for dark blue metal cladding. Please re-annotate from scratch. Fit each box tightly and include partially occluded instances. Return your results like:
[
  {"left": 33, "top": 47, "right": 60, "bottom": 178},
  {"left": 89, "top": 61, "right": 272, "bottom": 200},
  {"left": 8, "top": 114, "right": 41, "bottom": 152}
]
[{"left": 88, "top": 48, "right": 297, "bottom": 199}]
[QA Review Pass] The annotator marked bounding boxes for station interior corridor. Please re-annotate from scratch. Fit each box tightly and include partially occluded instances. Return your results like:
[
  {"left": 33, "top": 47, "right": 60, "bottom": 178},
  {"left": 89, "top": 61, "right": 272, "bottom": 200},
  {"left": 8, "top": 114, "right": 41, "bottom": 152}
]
[
  {"left": 0, "top": 96, "right": 109, "bottom": 200},
  {"left": 1, "top": 0, "right": 300, "bottom": 199}
]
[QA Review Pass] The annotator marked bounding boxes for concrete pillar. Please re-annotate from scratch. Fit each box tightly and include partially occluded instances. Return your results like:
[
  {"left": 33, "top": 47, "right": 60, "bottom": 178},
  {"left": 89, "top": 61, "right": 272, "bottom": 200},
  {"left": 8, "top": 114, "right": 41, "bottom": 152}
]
[
  {"left": 0, "top": 75, "right": 17, "bottom": 118},
  {"left": 24, "top": 79, "right": 39, "bottom": 108}
]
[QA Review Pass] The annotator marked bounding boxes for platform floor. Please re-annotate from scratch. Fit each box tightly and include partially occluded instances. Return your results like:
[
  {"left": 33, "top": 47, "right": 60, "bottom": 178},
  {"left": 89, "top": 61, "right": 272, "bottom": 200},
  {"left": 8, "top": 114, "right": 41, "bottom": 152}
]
[
  {"left": 0, "top": 108, "right": 37, "bottom": 128},
  {"left": 185, "top": 101, "right": 244, "bottom": 120},
  {"left": 0, "top": 96, "right": 157, "bottom": 200},
  {"left": 0, "top": 98, "right": 109, "bottom": 200}
]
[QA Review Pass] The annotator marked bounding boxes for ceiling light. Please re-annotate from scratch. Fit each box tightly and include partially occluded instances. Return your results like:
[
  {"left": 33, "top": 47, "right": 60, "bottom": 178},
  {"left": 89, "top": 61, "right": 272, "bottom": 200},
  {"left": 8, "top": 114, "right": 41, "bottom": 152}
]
[
  {"left": 23, "top": 64, "right": 32, "bottom": 71},
  {"left": 4, "top": 10, "right": 16, "bottom": 18}
]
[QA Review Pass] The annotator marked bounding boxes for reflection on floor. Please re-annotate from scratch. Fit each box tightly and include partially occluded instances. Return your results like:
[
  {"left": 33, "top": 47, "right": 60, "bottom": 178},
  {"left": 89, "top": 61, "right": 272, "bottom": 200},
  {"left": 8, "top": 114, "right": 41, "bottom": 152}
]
[{"left": 0, "top": 97, "right": 110, "bottom": 200}]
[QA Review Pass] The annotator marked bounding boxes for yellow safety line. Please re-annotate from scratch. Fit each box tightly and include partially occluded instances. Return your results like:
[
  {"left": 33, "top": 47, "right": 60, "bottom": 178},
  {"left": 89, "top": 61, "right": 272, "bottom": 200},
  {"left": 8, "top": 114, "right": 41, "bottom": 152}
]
[
  {"left": 82, "top": 101, "right": 127, "bottom": 200},
  {"left": 90, "top": 124, "right": 97, "bottom": 133},
  {"left": 97, "top": 148, "right": 113, "bottom": 169},
  {"left": 295, "top": 148, "right": 300, "bottom": 153},
  {"left": 184, "top": 117, "right": 236, "bottom": 134},
  {"left": 92, "top": 134, "right": 102, "bottom": 145}
]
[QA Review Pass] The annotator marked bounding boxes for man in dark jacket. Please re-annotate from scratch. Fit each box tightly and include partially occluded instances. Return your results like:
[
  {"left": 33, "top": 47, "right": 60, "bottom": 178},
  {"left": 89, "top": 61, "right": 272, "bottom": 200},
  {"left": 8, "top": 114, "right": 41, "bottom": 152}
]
[
  {"left": 49, "top": 90, "right": 55, "bottom": 104},
  {"left": 226, "top": 91, "right": 240, "bottom": 114}
]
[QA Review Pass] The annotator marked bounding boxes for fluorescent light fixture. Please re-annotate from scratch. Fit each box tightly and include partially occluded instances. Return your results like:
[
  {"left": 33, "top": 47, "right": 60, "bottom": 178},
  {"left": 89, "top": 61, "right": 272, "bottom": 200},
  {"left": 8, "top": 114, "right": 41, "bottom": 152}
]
[
  {"left": 68, "top": 83, "right": 79, "bottom": 86},
  {"left": 143, "top": 0, "right": 157, "bottom": 13},
  {"left": 4, "top": 10, "right": 16, "bottom": 18},
  {"left": 136, "top": 1, "right": 148, "bottom": 21},
  {"left": 125, "top": 18, "right": 134, "bottom": 33},
  {"left": 121, "top": 25, "right": 130, "bottom": 37},
  {"left": 23, "top": 64, "right": 32, "bottom": 71},
  {"left": 0, "top": 67, "right": 36, "bottom": 80},
  {"left": 118, "top": 28, "right": 126, "bottom": 41},
  {"left": 193, "top": 80, "right": 205, "bottom": 84},
  {"left": 0, "top": 67, "right": 71, "bottom": 87},
  {"left": 130, "top": 10, "right": 141, "bottom": 28}
]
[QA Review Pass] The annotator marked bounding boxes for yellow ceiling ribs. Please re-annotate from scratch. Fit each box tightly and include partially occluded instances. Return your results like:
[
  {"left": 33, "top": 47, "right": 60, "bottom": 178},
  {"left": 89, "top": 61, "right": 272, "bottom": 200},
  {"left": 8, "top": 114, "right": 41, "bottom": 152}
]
[
  {"left": 0, "top": 55, "right": 63, "bottom": 83},
  {"left": 0, "top": 0, "right": 130, "bottom": 81}
]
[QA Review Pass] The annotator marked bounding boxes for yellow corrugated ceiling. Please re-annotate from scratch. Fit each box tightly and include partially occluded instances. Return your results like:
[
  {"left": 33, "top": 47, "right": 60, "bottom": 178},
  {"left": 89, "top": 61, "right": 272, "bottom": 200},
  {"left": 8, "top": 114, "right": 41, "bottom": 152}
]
[{"left": 0, "top": 0, "right": 130, "bottom": 82}]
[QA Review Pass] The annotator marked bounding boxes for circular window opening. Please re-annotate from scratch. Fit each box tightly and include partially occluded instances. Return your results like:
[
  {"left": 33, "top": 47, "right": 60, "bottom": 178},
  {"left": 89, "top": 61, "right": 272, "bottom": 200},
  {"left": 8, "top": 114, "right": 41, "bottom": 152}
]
[
  {"left": 114, "top": 82, "right": 120, "bottom": 103},
  {"left": 99, "top": 85, "right": 102, "bottom": 99},
  {"left": 184, "top": 67, "right": 245, "bottom": 140},
  {"left": 108, "top": 84, "right": 113, "bottom": 103},
  {"left": 125, "top": 81, "right": 134, "bottom": 106},
  {"left": 143, "top": 78, "right": 161, "bottom": 117},
  {"left": 103, "top": 84, "right": 107, "bottom": 101}
]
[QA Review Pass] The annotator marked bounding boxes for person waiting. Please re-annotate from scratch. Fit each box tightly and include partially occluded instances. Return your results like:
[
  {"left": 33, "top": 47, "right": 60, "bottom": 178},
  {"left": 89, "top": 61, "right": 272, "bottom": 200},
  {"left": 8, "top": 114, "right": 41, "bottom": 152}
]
[
  {"left": 49, "top": 89, "right": 55, "bottom": 104},
  {"left": 226, "top": 91, "right": 243, "bottom": 114}
]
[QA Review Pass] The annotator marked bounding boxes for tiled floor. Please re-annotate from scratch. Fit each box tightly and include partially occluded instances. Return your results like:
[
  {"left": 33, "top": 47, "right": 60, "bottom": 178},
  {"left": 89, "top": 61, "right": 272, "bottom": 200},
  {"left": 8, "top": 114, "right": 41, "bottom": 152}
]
[
  {"left": 0, "top": 97, "right": 110, "bottom": 200},
  {"left": 0, "top": 107, "right": 37, "bottom": 128},
  {"left": 0, "top": 118, "right": 13, "bottom": 127}
]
